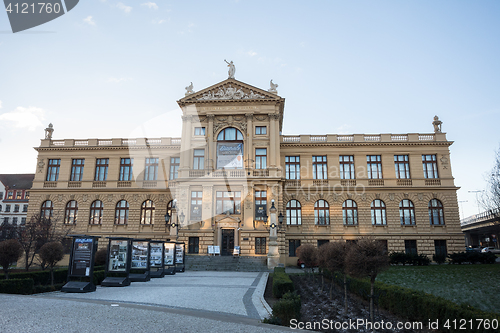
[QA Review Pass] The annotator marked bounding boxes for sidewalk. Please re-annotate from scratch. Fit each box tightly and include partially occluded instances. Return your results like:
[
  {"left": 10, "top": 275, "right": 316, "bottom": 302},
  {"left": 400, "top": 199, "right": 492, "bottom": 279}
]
[{"left": 0, "top": 271, "right": 305, "bottom": 332}]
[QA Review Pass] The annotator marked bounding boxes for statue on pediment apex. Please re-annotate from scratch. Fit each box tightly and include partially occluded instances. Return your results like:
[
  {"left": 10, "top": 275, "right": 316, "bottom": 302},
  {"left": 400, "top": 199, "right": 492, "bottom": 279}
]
[
  {"left": 224, "top": 59, "right": 235, "bottom": 79},
  {"left": 268, "top": 79, "right": 278, "bottom": 93},
  {"left": 432, "top": 115, "right": 442, "bottom": 133}
]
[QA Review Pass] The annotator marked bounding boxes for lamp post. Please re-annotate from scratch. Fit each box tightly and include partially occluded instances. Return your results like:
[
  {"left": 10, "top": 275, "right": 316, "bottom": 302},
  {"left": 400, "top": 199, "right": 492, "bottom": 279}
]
[{"left": 267, "top": 199, "right": 280, "bottom": 269}]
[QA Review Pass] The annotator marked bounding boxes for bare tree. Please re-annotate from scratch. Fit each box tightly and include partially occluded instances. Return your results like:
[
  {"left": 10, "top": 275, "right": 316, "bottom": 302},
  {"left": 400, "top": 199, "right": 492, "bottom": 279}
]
[
  {"left": 481, "top": 146, "right": 500, "bottom": 216},
  {"left": 296, "top": 244, "right": 317, "bottom": 279},
  {"left": 16, "top": 214, "right": 70, "bottom": 271},
  {"left": 317, "top": 241, "right": 350, "bottom": 313},
  {"left": 346, "top": 238, "right": 390, "bottom": 323},
  {"left": 39, "top": 241, "right": 64, "bottom": 286},
  {"left": 0, "top": 239, "right": 23, "bottom": 279}
]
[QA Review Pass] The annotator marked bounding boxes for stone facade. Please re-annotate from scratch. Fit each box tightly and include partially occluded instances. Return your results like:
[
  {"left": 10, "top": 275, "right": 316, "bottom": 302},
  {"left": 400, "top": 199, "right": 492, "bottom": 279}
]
[{"left": 28, "top": 78, "right": 464, "bottom": 266}]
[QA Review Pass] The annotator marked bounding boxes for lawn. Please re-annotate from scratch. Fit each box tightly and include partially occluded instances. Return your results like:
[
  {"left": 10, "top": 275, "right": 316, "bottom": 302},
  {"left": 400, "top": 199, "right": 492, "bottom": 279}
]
[{"left": 377, "top": 264, "right": 500, "bottom": 314}]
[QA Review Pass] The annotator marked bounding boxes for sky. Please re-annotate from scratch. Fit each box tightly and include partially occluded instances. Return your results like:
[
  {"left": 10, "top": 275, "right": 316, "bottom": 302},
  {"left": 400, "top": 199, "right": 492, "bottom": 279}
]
[{"left": 0, "top": 0, "right": 499, "bottom": 219}]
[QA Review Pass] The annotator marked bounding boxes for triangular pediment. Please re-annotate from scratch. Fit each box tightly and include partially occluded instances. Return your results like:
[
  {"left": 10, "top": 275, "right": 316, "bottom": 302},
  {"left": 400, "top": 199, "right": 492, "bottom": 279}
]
[{"left": 178, "top": 78, "right": 282, "bottom": 106}]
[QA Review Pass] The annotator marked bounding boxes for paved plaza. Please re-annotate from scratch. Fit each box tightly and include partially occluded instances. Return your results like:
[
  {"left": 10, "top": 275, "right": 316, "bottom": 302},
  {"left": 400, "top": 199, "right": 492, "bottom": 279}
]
[{"left": 0, "top": 271, "right": 302, "bottom": 332}]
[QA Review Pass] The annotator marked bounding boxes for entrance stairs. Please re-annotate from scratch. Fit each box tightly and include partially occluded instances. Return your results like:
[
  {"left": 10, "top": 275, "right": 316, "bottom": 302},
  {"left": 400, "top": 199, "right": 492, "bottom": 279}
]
[{"left": 185, "top": 255, "right": 269, "bottom": 272}]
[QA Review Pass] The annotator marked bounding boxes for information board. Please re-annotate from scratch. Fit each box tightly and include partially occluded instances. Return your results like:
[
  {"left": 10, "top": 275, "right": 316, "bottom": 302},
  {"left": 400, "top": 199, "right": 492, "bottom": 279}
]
[
  {"left": 217, "top": 143, "right": 243, "bottom": 168},
  {"left": 164, "top": 242, "right": 175, "bottom": 265},
  {"left": 131, "top": 241, "right": 149, "bottom": 269},
  {"left": 108, "top": 240, "right": 128, "bottom": 272},
  {"left": 175, "top": 243, "right": 184, "bottom": 264},
  {"left": 149, "top": 243, "right": 163, "bottom": 268},
  {"left": 71, "top": 238, "right": 93, "bottom": 277}
]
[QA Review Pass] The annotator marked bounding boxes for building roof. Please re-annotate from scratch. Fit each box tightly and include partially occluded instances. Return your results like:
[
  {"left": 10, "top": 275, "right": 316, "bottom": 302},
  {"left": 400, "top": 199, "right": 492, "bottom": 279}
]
[{"left": 0, "top": 174, "right": 35, "bottom": 190}]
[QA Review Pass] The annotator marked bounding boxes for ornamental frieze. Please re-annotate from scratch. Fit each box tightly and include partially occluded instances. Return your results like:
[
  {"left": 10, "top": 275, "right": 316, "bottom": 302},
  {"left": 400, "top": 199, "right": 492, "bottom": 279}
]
[{"left": 197, "top": 85, "right": 266, "bottom": 100}]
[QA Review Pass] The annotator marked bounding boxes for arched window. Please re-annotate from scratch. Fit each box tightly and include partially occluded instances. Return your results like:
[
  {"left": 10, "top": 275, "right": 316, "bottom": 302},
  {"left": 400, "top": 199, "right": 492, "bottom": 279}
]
[
  {"left": 429, "top": 199, "right": 444, "bottom": 225},
  {"left": 89, "top": 200, "right": 103, "bottom": 225},
  {"left": 115, "top": 200, "right": 129, "bottom": 225},
  {"left": 371, "top": 199, "right": 386, "bottom": 225},
  {"left": 64, "top": 200, "right": 78, "bottom": 224},
  {"left": 314, "top": 200, "right": 330, "bottom": 225},
  {"left": 343, "top": 200, "right": 358, "bottom": 225},
  {"left": 399, "top": 199, "right": 415, "bottom": 225},
  {"left": 141, "top": 200, "right": 155, "bottom": 225},
  {"left": 40, "top": 200, "right": 53, "bottom": 219},
  {"left": 216, "top": 127, "right": 244, "bottom": 169},
  {"left": 286, "top": 200, "right": 302, "bottom": 225}
]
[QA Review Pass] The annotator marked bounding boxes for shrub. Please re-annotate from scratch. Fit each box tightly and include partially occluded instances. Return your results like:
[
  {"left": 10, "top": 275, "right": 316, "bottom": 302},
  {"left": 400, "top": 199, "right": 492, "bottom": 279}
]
[
  {"left": 448, "top": 252, "right": 497, "bottom": 265},
  {"left": 272, "top": 267, "right": 294, "bottom": 298},
  {"left": 39, "top": 241, "right": 64, "bottom": 286},
  {"left": 433, "top": 253, "right": 447, "bottom": 264},
  {"left": 0, "top": 278, "right": 34, "bottom": 294},
  {"left": 390, "top": 252, "right": 431, "bottom": 266},
  {"left": 94, "top": 248, "right": 107, "bottom": 266},
  {"left": 0, "top": 239, "right": 23, "bottom": 279},
  {"left": 269, "top": 291, "right": 301, "bottom": 326}
]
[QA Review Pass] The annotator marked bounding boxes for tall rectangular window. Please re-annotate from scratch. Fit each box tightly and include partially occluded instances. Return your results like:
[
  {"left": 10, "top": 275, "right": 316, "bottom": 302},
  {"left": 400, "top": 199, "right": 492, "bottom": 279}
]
[
  {"left": 170, "top": 157, "right": 180, "bottom": 180},
  {"left": 255, "top": 237, "right": 266, "bottom": 254},
  {"left": 70, "top": 159, "right": 85, "bottom": 181},
  {"left": 190, "top": 191, "right": 202, "bottom": 220},
  {"left": 16, "top": 191, "right": 22, "bottom": 200},
  {"left": 216, "top": 191, "right": 241, "bottom": 215},
  {"left": 394, "top": 155, "right": 410, "bottom": 179},
  {"left": 313, "top": 156, "right": 327, "bottom": 179},
  {"left": 404, "top": 240, "right": 417, "bottom": 255},
  {"left": 194, "top": 127, "right": 206, "bottom": 136},
  {"left": 285, "top": 156, "right": 300, "bottom": 179},
  {"left": 119, "top": 158, "right": 134, "bottom": 181},
  {"left": 255, "top": 126, "right": 267, "bottom": 135},
  {"left": 339, "top": 155, "right": 355, "bottom": 179},
  {"left": 23, "top": 205, "right": 28, "bottom": 212},
  {"left": 367, "top": 155, "right": 382, "bottom": 179},
  {"left": 188, "top": 237, "right": 199, "bottom": 254},
  {"left": 255, "top": 148, "right": 267, "bottom": 169},
  {"left": 289, "top": 239, "right": 301, "bottom": 257},
  {"left": 422, "top": 154, "right": 439, "bottom": 179},
  {"left": 255, "top": 190, "right": 267, "bottom": 221},
  {"left": 193, "top": 149, "right": 205, "bottom": 170},
  {"left": 94, "top": 158, "right": 109, "bottom": 181},
  {"left": 14, "top": 204, "right": 19, "bottom": 212},
  {"left": 21, "top": 217, "right": 26, "bottom": 225},
  {"left": 5, "top": 205, "right": 10, "bottom": 212},
  {"left": 12, "top": 217, "right": 18, "bottom": 225},
  {"left": 145, "top": 158, "right": 159, "bottom": 180},
  {"left": 46, "top": 159, "right": 61, "bottom": 181},
  {"left": 434, "top": 240, "right": 447, "bottom": 256},
  {"left": 25, "top": 192, "right": 29, "bottom": 199}
]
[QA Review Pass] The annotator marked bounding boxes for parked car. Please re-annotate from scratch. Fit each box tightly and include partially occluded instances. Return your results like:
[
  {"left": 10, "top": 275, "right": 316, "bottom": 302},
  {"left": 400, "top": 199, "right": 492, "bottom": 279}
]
[
  {"left": 466, "top": 246, "right": 481, "bottom": 252},
  {"left": 481, "top": 247, "right": 500, "bottom": 254}
]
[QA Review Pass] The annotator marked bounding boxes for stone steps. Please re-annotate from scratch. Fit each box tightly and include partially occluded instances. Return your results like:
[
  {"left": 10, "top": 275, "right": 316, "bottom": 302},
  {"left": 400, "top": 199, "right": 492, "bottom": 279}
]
[{"left": 185, "top": 255, "right": 269, "bottom": 272}]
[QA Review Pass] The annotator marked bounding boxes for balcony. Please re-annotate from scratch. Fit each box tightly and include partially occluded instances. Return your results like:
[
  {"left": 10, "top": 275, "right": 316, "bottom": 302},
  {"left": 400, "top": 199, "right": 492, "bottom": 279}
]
[
  {"left": 281, "top": 132, "right": 447, "bottom": 144},
  {"left": 42, "top": 137, "right": 182, "bottom": 148}
]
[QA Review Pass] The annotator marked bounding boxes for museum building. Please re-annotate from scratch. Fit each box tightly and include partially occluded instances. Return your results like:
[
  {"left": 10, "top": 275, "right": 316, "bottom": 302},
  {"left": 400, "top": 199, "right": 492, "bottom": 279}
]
[{"left": 27, "top": 72, "right": 465, "bottom": 266}]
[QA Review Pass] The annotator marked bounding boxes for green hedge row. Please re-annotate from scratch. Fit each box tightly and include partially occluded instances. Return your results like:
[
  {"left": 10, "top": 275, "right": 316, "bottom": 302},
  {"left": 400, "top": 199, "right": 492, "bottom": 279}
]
[
  {"left": 341, "top": 276, "right": 500, "bottom": 333},
  {"left": 264, "top": 291, "right": 301, "bottom": 326},
  {"left": 0, "top": 268, "right": 69, "bottom": 285},
  {"left": 389, "top": 252, "right": 431, "bottom": 266},
  {"left": 0, "top": 278, "right": 34, "bottom": 295},
  {"left": 448, "top": 252, "right": 496, "bottom": 264},
  {"left": 272, "top": 267, "right": 294, "bottom": 298}
]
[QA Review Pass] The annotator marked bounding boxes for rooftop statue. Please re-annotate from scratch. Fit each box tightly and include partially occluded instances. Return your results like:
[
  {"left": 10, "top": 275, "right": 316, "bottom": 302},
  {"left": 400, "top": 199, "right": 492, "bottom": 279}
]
[
  {"left": 268, "top": 79, "right": 278, "bottom": 93},
  {"left": 44, "top": 123, "right": 54, "bottom": 140},
  {"left": 432, "top": 115, "right": 442, "bottom": 133},
  {"left": 185, "top": 82, "right": 194, "bottom": 95},
  {"left": 224, "top": 59, "right": 235, "bottom": 79}
]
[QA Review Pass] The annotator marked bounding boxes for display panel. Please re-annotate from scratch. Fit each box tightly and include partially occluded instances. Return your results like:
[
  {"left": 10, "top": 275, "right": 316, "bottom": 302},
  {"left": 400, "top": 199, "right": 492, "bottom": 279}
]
[
  {"left": 164, "top": 242, "right": 175, "bottom": 265},
  {"left": 217, "top": 143, "right": 243, "bottom": 168},
  {"left": 149, "top": 243, "right": 163, "bottom": 268},
  {"left": 131, "top": 241, "right": 149, "bottom": 269},
  {"left": 175, "top": 243, "right": 184, "bottom": 264},
  {"left": 71, "top": 238, "right": 93, "bottom": 277},
  {"left": 108, "top": 240, "right": 128, "bottom": 272}
]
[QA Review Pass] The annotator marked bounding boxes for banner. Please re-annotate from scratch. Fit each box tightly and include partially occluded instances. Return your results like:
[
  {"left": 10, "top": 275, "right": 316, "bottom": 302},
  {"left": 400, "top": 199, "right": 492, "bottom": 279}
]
[{"left": 217, "top": 143, "right": 243, "bottom": 168}]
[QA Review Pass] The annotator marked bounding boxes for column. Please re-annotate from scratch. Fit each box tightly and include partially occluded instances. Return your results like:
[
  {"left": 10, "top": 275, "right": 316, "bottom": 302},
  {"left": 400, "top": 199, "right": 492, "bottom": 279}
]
[
  {"left": 179, "top": 114, "right": 192, "bottom": 178},
  {"left": 207, "top": 114, "right": 214, "bottom": 170},
  {"left": 245, "top": 113, "right": 253, "bottom": 169}
]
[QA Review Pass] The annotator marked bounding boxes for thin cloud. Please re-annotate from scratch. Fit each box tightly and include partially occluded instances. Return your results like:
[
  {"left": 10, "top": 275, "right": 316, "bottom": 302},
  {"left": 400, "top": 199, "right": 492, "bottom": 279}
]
[
  {"left": 247, "top": 51, "right": 257, "bottom": 57},
  {"left": 117, "top": 2, "right": 132, "bottom": 13},
  {"left": 152, "top": 18, "right": 167, "bottom": 24},
  {"left": 83, "top": 16, "right": 96, "bottom": 26},
  {"left": 0, "top": 106, "right": 46, "bottom": 131},
  {"left": 108, "top": 77, "right": 132, "bottom": 83},
  {"left": 142, "top": 2, "right": 158, "bottom": 10}
]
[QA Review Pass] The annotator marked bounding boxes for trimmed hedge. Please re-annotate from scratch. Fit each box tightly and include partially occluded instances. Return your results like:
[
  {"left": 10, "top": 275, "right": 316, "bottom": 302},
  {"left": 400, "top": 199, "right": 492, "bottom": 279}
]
[
  {"left": 339, "top": 276, "right": 500, "bottom": 333},
  {"left": 448, "top": 252, "right": 496, "bottom": 265},
  {"left": 0, "top": 278, "right": 34, "bottom": 295},
  {"left": 0, "top": 268, "right": 68, "bottom": 285},
  {"left": 267, "top": 291, "right": 301, "bottom": 326},
  {"left": 272, "top": 267, "right": 294, "bottom": 298},
  {"left": 389, "top": 252, "right": 431, "bottom": 266}
]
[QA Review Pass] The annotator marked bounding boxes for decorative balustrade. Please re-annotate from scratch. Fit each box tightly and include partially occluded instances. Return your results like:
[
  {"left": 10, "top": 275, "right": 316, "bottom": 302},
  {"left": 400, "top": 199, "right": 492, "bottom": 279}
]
[{"left": 281, "top": 133, "right": 438, "bottom": 143}]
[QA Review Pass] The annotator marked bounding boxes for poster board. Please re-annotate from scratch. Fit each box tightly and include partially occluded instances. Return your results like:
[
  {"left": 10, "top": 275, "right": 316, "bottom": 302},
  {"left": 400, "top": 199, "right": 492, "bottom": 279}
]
[
  {"left": 164, "top": 242, "right": 175, "bottom": 266},
  {"left": 233, "top": 246, "right": 240, "bottom": 256},
  {"left": 131, "top": 241, "right": 149, "bottom": 269},
  {"left": 175, "top": 243, "right": 184, "bottom": 264},
  {"left": 108, "top": 239, "right": 129, "bottom": 272},
  {"left": 70, "top": 238, "right": 94, "bottom": 277},
  {"left": 217, "top": 143, "right": 243, "bottom": 168},
  {"left": 149, "top": 242, "right": 163, "bottom": 268}
]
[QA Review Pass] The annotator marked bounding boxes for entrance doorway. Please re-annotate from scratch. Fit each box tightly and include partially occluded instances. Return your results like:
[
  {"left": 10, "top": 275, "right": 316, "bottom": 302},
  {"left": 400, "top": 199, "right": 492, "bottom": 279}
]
[{"left": 221, "top": 229, "right": 234, "bottom": 256}]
